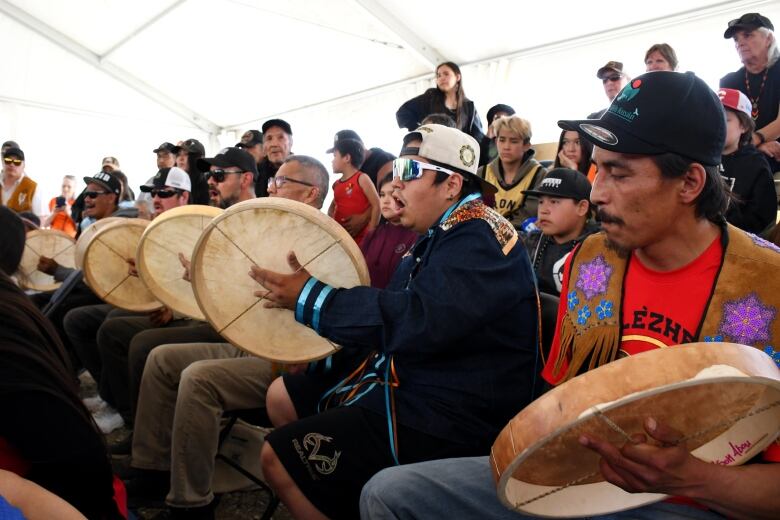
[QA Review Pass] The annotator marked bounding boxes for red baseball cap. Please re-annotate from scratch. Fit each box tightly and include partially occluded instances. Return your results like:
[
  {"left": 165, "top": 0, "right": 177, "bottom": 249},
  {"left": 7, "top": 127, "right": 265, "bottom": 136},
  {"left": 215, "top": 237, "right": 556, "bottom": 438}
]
[{"left": 718, "top": 88, "right": 752, "bottom": 118}]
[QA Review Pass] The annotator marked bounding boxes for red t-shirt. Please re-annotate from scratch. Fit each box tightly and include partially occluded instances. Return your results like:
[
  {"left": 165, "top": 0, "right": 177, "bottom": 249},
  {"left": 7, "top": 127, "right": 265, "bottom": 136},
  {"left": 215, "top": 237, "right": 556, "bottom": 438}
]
[
  {"left": 333, "top": 172, "right": 371, "bottom": 246},
  {"left": 543, "top": 234, "right": 780, "bottom": 463}
]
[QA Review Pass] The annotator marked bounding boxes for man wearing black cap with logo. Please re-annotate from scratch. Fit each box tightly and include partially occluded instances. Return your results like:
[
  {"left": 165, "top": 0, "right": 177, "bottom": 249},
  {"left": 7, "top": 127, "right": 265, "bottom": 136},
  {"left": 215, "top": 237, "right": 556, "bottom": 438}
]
[
  {"left": 251, "top": 124, "right": 540, "bottom": 519},
  {"left": 522, "top": 168, "right": 598, "bottom": 296},
  {"left": 154, "top": 142, "right": 178, "bottom": 169},
  {"left": 2, "top": 147, "right": 45, "bottom": 217},
  {"left": 720, "top": 12, "right": 780, "bottom": 172},
  {"left": 588, "top": 61, "right": 630, "bottom": 119},
  {"left": 196, "top": 147, "right": 258, "bottom": 209},
  {"left": 360, "top": 71, "right": 780, "bottom": 520},
  {"left": 235, "top": 129, "right": 265, "bottom": 164},
  {"left": 253, "top": 119, "right": 293, "bottom": 197}
]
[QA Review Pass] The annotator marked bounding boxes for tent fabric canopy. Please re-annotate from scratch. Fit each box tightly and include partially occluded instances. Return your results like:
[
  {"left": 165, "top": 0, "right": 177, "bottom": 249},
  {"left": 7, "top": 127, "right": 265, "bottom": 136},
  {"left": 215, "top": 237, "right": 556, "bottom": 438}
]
[{"left": 0, "top": 0, "right": 777, "bottom": 200}]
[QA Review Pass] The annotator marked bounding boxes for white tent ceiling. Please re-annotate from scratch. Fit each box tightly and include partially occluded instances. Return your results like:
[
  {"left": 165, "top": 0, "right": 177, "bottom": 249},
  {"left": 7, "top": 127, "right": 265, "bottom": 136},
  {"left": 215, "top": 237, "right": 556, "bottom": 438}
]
[{"left": 1, "top": 0, "right": 779, "bottom": 200}]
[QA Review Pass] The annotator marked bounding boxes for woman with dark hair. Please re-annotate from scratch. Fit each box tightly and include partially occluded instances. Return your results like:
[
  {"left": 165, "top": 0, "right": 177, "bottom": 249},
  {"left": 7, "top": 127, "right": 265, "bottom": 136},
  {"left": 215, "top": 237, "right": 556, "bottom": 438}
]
[
  {"left": 553, "top": 130, "right": 596, "bottom": 182},
  {"left": 644, "top": 43, "right": 678, "bottom": 71},
  {"left": 175, "top": 139, "right": 209, "bottom": 205},
  {"left": 0, "top": 206, "right": 125, "bottom": 519},
  {"left": 396, "top": 62, "right": 484, "bottom": 141}
]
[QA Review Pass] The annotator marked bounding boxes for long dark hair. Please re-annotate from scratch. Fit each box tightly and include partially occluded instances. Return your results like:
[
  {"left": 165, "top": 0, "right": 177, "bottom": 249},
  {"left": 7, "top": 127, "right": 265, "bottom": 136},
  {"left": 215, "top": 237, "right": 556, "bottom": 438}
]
[
  {"left": 435, "top": 62, "right": 468, "bottom": 130},
  {"left": 553, "top": 130, "right": 594, "bottom": 175}
]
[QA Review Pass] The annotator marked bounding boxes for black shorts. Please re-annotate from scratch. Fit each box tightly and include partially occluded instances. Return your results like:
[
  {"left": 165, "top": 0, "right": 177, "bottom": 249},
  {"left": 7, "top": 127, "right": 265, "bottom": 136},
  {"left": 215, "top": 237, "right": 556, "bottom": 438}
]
[{"left": 265, "top": 405, "right": 481, "bottom": 519}]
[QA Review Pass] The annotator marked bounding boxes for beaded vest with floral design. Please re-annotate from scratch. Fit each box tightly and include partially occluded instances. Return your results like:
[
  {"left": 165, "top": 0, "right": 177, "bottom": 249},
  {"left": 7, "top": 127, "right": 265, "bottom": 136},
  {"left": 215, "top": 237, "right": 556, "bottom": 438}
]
[{"left": 553, "top": 224, "right": 780, "bottom": 382}]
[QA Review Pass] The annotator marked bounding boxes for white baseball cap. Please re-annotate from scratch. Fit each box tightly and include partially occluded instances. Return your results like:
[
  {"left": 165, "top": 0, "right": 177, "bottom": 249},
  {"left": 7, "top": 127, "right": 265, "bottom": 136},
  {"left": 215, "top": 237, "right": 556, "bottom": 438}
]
[{"left": 140, "top": 166, "right": 191, "bottom": 193}]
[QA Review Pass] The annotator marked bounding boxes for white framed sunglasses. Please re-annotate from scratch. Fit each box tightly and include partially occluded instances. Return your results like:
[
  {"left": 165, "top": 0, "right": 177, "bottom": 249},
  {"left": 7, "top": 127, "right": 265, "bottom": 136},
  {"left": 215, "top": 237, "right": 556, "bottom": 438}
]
[{"left": 392, "top": 158, "right": 454, "bottom": 182}]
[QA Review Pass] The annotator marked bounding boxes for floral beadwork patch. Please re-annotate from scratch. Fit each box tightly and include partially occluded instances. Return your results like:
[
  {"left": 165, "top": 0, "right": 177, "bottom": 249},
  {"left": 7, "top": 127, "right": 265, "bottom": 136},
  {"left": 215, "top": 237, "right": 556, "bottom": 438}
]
[
  {"left": 596, "top": 299, "right": 614, "bottom": 320},
  {"left": 764, "top": 346, "right": 780, "bottom": 368},
  {"left": 567, "top": 291, "right": 579, "bottom": 311},
  {"left": 748, "top": 233, "right": 780, "bottom": 254},
  {"left": 704, "top": 334, "right": 724, "bottom": 342},
  {"left": 577, "top": 305, "right": 591, "bottom": 325},
  {"left": 575, "top": 255, "right": 613, "bottom": 300},
  {"left": 717, "top": 293, "right": 777, "bottom": 346}
]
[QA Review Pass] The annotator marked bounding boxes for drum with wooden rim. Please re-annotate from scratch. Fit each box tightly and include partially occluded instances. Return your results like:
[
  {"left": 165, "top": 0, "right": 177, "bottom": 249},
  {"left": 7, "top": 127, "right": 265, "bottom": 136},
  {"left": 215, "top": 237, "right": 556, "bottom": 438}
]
[
  {"left": 490, "top": 342, "right": 780, "bottom": 517},
  {"left": 82, "top": 218, "right": 163, "bottom": 312},
  {"left": 136, "top": 205, "right": 222, "bottom": 320},
  {"left": 18, "top": 229, "right": 76, "bottom": 291},
  {"left": 190, "top": 198, "right": 370, "bottom": 362}
]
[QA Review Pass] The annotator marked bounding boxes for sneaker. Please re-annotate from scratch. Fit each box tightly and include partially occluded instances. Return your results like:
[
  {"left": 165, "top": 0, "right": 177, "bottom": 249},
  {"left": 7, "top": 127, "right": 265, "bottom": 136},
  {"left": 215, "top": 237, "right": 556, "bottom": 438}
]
[
  {"left": 83, "top": 395, "right": 108, "bottom": 414},
  {"left": 94, "top": 408, "right": 125, "bottom": 434}
]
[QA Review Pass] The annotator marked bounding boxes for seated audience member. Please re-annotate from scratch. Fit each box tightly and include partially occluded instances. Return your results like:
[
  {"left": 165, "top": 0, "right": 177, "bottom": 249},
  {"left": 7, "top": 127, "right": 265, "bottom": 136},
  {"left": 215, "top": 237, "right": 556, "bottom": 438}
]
[
  {"left": 477, "top": 115, "right": 547, "bottom": 228},
  {"left": 174, "top": 139, "right": 209, "bottom": 205},
  {"left": 329, "top": 138, "right": 380, "bottom": 246},
  {"left": 645, "top": 42, "right": 679, "bottom": 71},
  {"left": 44, "top": 175, "right": 77, "bottom": 237},
  {"left": 720, "top": 12, "right": 780, "bottom": 172},
  {"left": 252, "top": 124, "right": 540, "bottom": 519},
  {"left": 719, "top": 88, "right": 777, "bottom": 234},
  {"left": 124, "top": 155, "right": 329, "bottom": 519},
  {"left": 553, "top": 129, "right": 596, "bottom": 182},
  {"left": 154, "top": 142, "right": 177, "bottom": 169},
  {"left": 480, "top": 103, "right": 516, "bottom": 167},
  {"left": 397, "top": 62, "right": 485, "bottom": 141},
  {"left": 588, "top": 61, "right": 629, "bottom": 119},
  {"left": 1, "top": 147, "right": 45, "bottom": 218},
  {"left": 360, "top": 173, "right": 419, "bottom": 289},
  {"left": 522, "top": 168, "right": 598, "bottom": 296},
  {"left": 64, "top": 167, "right": 193, "bottom": 433},
  {"left": 255, "top": 119, "right": 293, "bottom": 197},
  {"left": 0, "top": 207, "right": 124, "bottom": 520},
  {"left": 360, "top": 71, "right": 780, "bottom": 520}
]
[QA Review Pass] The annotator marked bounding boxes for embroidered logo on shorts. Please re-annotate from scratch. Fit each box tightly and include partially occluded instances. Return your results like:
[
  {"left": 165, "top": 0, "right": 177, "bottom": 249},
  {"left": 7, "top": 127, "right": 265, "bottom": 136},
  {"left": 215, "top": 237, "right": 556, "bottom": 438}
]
[{"left": 292, "top": 432, "right": 341, "bottom": 479}]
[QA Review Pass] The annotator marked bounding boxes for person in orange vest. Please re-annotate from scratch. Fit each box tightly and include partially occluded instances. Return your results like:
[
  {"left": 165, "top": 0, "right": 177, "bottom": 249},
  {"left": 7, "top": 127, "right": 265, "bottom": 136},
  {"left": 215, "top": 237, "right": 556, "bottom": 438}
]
[
  {"left": 1, "top": 147, "right": 45, "bottom": 218},
  {"left": 43, "top": 175, "right": 77, "bottom": 237}
]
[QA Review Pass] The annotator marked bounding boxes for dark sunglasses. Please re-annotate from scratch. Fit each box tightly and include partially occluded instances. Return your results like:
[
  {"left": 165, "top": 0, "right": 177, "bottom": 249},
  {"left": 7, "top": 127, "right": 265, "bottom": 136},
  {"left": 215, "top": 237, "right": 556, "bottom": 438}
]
[
  {"left": 602, "top": 75, "right": 622, "bottom": 84},
  {"left": 3, "top": 157, "right": 22, "bottom": 165},
  {"left": 150, "top": 189, "right": 180, "bottom": 199},
  {"left": 84, "top": 190, "right": 110, "bottom": 199},
  {"left": 205, "top": 169, "right": 243, "bottom": 183},
  {"left": 268, "top": 176, "right": 314, "bottom": 188}
]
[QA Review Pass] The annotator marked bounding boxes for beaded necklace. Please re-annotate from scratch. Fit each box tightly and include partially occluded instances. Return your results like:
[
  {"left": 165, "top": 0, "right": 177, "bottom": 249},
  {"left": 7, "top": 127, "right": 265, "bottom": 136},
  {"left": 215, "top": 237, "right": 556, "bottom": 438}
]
[{"left": 744, "top": 67, "right": 769, "bottom": 120}]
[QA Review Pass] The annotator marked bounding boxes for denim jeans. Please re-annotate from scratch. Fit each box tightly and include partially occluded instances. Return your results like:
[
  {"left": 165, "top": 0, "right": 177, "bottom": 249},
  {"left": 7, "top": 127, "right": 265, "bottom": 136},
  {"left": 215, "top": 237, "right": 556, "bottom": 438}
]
[{"left": 359, "top": 456, "right": 725, "bottom": 520}]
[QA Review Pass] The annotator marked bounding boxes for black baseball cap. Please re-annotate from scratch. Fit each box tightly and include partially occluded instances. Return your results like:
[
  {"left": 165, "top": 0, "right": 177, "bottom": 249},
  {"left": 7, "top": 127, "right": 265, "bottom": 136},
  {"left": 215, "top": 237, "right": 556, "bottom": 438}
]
[
  {"left": 2, "top": 147, "right": 24, "bottom": 160},
  {"left": 523, "top": 168, "right": 591, "bottom": 201},
  {"left": 326, "top": 129, "right": 363, "bottom": 153},
  {"left": 83, "top": 171, "right": 122, "bottom": 196},
  {"left": 153, "top": 142, "right": 178, "bottom": 154},
  {"left": 486, "top": 104, "right": 516, "bottom": 123},
  {"left": 236, "top": 130, "right": 263, "bottom": 148},
  {"left": 196, "top": 147, "right": 259, "bottom": 177},
  {"left": 175, "top": 138, "right": 206, "bottom": 156},
  {"left": 262, "top": 119, "right": 293, "bottom": 136},
  {"left": 724, "top": 13, "right": 773, "bottom": 38},
  {"left": 558, "top": 71, "right": 725, "bottom": 167},
  {"left": 2, "top": 140, "right": 20, "bottom": 150}
]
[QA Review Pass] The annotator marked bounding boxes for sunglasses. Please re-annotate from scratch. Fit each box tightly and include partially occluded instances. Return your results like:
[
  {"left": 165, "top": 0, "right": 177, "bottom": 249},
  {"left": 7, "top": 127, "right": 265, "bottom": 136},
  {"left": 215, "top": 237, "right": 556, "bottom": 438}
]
[
  {"left": 84, "top": 190, "right": 110, "bottom": 199},
  {"left": 3, "top": 157, "right": 22, "bottom": 165},
  {"left": 268, "top": 176, "right": 314, "bottom": 188},
  {"left": 205, "top": 169, "right": 244, "bottom": 183},
  {"left": 602, "top": 75, "right": 622, "bottom": 84},
  {"left": 392, "top": 158, "right": 454, "bottom": 182},
  {"left": 150, "top": 189, "right": 180, "bottom": 199}
]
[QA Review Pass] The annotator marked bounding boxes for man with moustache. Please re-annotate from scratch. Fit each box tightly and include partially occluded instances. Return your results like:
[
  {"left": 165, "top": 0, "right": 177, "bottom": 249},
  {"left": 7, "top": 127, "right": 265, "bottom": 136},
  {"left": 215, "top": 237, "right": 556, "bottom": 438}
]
[
  {"left": 200, "top": 147, "right": 258, "bottom": 208},
  {"left": 360, "top": 72, "right": 780, "bottom": 520}
]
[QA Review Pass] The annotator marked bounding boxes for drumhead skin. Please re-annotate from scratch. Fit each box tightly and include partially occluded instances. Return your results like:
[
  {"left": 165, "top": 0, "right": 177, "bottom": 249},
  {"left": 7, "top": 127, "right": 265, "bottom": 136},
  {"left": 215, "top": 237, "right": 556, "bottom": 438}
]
[
  {"left": 191, "top": 198, "right": 370, "bottom": 362},
  {"left": 136, "top": 205, "right": 222, "bottom": 320},
  {"left": 74, "top": 217, "right": 123, "bottom": 271},
  {"left": 18, "top": 229, "right": 76, "bottom": 291},
  {"left": 82, "top": 218, "right": 163, "bottom": 312},
  {"left": 491, "top": 342, "right": 780, "bottom": 518}
]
